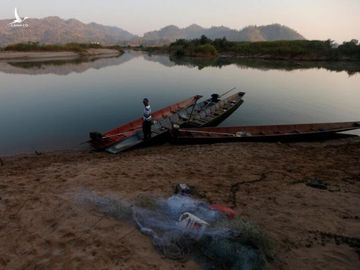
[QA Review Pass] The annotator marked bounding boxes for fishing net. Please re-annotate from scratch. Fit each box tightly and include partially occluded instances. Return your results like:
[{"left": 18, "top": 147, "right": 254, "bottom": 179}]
[
  {"left": 77, "top": 190, "right": 132, "bottom": 220},
  {"left": 77, "top": 191, "right": 272, "bottom": 270}
]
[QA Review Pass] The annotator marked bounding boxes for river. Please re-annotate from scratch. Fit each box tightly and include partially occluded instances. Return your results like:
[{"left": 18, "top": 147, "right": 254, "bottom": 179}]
[{"left": 0, "top": 50, "right": 359, "bottom": 155}]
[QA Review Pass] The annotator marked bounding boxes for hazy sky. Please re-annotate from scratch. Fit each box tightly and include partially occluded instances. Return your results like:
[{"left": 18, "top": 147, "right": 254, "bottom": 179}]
[{"left": 2, "top": 0, "right": 359, "bottom": 42}]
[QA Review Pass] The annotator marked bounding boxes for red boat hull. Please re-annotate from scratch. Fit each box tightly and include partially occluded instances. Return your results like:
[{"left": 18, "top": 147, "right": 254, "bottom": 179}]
[{"left": 89, "top": 95, "right": 202, "bottom": 150}]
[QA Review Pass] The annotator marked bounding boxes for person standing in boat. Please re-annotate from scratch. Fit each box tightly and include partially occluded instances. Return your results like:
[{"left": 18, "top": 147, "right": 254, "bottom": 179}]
[{"left": 142, "top": 98, "right": 152, "bottom": 142}]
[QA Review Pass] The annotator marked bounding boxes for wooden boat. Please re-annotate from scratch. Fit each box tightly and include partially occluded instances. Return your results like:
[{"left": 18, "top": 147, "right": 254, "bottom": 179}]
[
  {"left": 89, "top": 95, "right": 202, "bottom": 153},
  {"left": 89, "top": 91, "right": 245, "bottom": 154},
  {"left": 183, "top": 92, "right": 245, "bottom": 128},
  {"left": 171, "top": 121, "right": 360, "bottom": 144}
]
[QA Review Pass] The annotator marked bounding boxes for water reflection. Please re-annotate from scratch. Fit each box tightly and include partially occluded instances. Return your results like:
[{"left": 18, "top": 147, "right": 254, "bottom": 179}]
[
  {"left": 0, "top": 53, "right": 135, "bottom": 75},
  {"left": 166, "top": 55, "right": 360, "bottom": 76},
  {"left": 1, "top": 50, "right": 359, "bottom": 76}
]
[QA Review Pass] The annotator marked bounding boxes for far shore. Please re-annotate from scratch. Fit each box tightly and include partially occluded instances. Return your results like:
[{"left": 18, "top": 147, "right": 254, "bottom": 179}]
[
  {"left": 143, "top": 48, "right": 359, "bottom": 62},
  {"left": 142, "top": 39, "right": 360, "bottom": 62},
  {"left": 0, "top": 48, "right": 122, "bottom": 61}
]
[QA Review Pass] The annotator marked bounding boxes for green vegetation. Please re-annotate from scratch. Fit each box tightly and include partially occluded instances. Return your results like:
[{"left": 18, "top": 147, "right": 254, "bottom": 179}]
[
  {"left": 150, "top": 36, "right": 360, "bottom": 61},
  {"left": 170, "top": 35, "right": 218, "bottom": 57},
  {"left": 2, "top": 42, "right": 124, "bottom": 54}
]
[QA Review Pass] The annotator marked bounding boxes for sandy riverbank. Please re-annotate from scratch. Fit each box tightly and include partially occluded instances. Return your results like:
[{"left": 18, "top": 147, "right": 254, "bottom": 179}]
[
  {"left": 0, "top": 138, "right": 359, "bottom": 270},
  {"left": 0, "top": 49, "right": 122, "bottom": 61}
]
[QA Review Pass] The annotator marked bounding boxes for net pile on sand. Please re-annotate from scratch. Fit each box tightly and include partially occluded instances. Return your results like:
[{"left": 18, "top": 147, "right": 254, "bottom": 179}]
[{"left": 77, "top": 190, "right": 272, "bottom": 270}]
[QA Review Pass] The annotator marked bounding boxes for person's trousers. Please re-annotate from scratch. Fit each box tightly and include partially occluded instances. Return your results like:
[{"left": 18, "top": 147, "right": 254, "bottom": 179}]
[{"left": 142, "top": 121, "right": 152, "bottom": 141}]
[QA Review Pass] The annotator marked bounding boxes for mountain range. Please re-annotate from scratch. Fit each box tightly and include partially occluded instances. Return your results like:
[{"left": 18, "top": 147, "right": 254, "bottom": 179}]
[
  {"left": 143, "top": 24, "right": 304, "bottom": 43},
  {"left": 0, "top": 17, "right": 305, "bottom": 46},
  {"left": 0, "top": 17, "right": 134, "bottom": 46}
]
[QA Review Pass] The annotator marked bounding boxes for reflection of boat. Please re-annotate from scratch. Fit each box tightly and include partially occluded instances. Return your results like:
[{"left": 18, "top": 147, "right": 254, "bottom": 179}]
[
  {"left": 171, "top": 121, "right": 360, "bottom": 144},
  {"left": 89, "top": 91, "right": 246, "bottom": 154}
]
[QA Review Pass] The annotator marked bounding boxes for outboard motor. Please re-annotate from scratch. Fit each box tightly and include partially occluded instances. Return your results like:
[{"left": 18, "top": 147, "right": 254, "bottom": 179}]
[
  {"left": 89, "top": 131, "right": 103, "bottom": 141},
  {"left": 211, "top": 93, "right": 220, "bottom": 103}
]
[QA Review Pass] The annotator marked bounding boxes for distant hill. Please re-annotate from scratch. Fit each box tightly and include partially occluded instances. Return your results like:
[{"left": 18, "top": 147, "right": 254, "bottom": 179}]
[
  {"left": 143, "top": 24, "right": 305, "bottom": 43},
  {"left": 0, "top": 17, "right": 137, "bottom": 46},
  {"left": 0, "top": 16, "right": 305, "bottom": 46}
]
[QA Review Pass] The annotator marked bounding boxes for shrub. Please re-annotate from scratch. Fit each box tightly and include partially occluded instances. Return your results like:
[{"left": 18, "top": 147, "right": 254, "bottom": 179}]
[{"left": 194, "top": 44, "right": 218, "bottom": 57}]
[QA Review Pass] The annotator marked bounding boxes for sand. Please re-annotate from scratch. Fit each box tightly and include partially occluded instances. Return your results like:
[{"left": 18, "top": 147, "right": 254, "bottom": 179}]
[
  {"left": 0, "top": 138, "right": 359, "bottom": 270},
  {"left": 0, "top": 49, "right": 121, "bottom": 61}
]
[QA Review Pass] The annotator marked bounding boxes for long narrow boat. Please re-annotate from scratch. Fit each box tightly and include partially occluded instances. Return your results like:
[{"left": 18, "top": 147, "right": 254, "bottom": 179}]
[
  {"left": 171, "top": 121, "right": 360, "bottom": 144},
  {"left": 89, "top": 95, "right": 202, "bottom": 153},
  {"left": 89, "top": 91, "right": 246, "bottom": 154},
  {"left": 183, "top": 92, "right": 245, "bottom": 128}
]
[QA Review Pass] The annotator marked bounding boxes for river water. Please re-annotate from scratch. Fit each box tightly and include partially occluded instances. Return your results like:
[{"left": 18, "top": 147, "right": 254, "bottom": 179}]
[{"left": 0, "top": 51, "right": 359, "bottom": 155}]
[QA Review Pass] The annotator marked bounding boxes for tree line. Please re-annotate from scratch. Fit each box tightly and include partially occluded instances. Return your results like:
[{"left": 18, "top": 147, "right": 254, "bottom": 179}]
[{"left": 168, "top": 36, "right": 360, "bottom": 60}]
